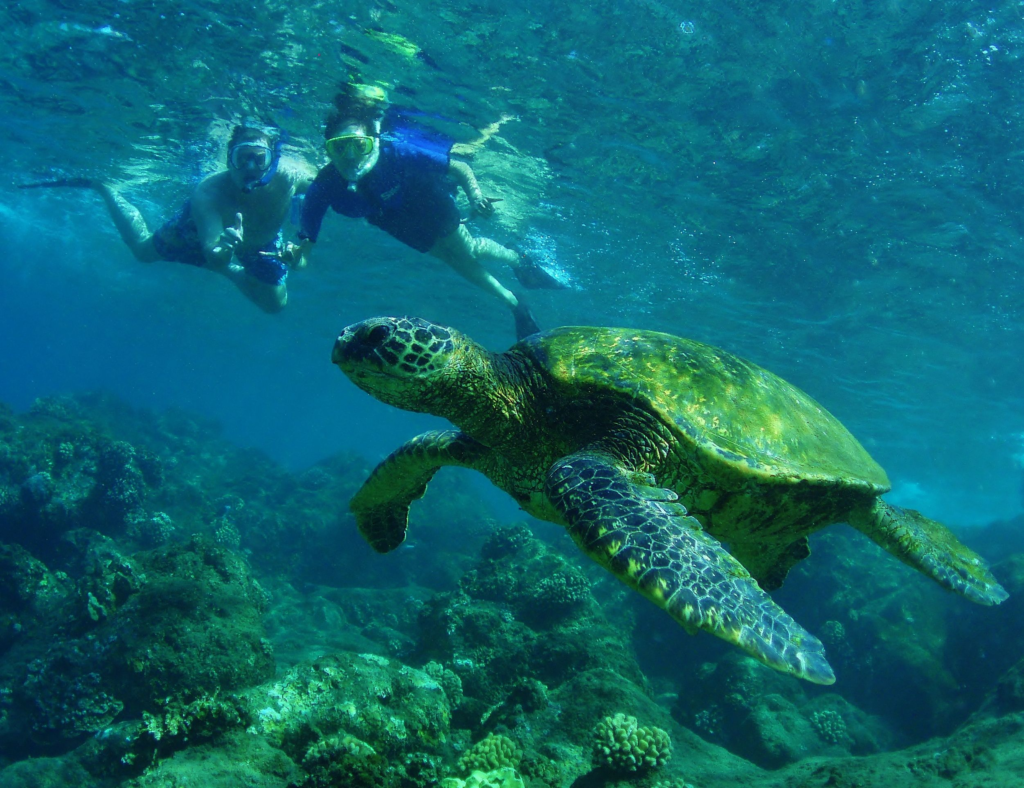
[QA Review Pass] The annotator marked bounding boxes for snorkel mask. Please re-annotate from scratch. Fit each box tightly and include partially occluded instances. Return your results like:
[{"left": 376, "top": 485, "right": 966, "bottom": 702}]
[
  {"left": 324, "top": 80, "right": 390, "bottom": 184},
  {"left": 326, "top": 120, "right": 381, "bottom": 184},
  {"left": 228, "top": 133, "right": 283, "bottom": 192}
]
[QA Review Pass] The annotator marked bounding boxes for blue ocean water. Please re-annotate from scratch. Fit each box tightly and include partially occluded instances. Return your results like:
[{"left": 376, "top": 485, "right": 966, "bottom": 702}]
[
  {"left": 1, "top": 3, "right": 1024, "bottom": 784},
  {"left": 3, "top": 1, "right": 1021, "bottom": 526}
]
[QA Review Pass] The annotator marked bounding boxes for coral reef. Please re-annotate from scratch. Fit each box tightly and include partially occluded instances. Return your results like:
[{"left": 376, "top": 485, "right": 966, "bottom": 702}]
[
  {"left": 418, "top": 522, "right": 646, "bottom": 717},
  {"left": 458, "top": 733, "right": 522, "bottom": 773},
  {"left": 0, "top": 395, "right": 165, "bottom": 557},
  {"left": 0, "top": 393, "right": 1021, "bottom": 788},
  {"left": 591, "top": 712, "right": 672, "bottom": 773},
  {"left": 239, "top": 651, "right": 454, "bottom": 763},
  {"left": 298, "top": 732, "right": 386, "bottom": 788},
  {"left": 1, "top": 533, "right": 272, "bottom": 753},
  {"left": 672, "top": 652, "right": 890, "bottom": 767},
  {"left": 442, "top": 767, "right": 525, "bottom": 788}
]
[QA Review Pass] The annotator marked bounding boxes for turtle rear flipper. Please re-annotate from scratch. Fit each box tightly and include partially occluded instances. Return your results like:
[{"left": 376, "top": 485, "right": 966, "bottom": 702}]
[
  {"left": 545, "top": 450, "right": 836, "bottom": 685},
  {"left": 351, "top": 430, "right": 491, "bottom": 552},
  {"left": 730, "top": 537, "right": 812, "bottom": 592},
  {"left": 850, "top": 500, "right": 1008, "bottom": 605}
]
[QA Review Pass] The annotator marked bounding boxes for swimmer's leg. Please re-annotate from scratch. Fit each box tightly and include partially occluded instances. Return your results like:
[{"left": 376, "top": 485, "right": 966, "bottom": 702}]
[
  {"left": 224, "top": 249, "right": 289, "bottom": 314},
  {"left": 429, "top": 225, "right": 539, "bottom": 339},
  {"left": 468, "top": 235, "right": 522, "bottom": 269},
  {"left": 461, "top": 229, "right": 568, "bottom": 290},
  {"left": 429, "top": 225, "right": 519, "bottom": 307},
  {"left": 20, "top": 179, "right": 160, "bottom": 262},
  {"left": 223, "top": 272, "right": 287, "bottom": 315},
  {"left": 91, "top": 183, "right": 162, "bottom": 262}
]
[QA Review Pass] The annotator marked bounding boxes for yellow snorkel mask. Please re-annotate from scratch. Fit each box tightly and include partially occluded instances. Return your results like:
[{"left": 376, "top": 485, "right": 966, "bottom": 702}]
[{"left": 325, "top": 134, "right": 375, "bottom": 160}]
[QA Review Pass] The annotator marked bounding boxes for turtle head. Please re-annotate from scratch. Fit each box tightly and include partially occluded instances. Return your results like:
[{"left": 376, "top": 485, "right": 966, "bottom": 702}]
[{"left": 332, "top": 316, "right": 468, "bottom": 413}]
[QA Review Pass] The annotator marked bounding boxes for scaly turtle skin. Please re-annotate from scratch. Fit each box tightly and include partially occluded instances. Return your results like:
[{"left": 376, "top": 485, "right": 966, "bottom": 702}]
[{"left": 331, "top": 317, "right": 1008, "bottom": 685}]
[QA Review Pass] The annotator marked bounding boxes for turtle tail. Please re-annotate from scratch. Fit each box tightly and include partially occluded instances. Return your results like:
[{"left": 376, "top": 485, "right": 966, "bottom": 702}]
[{"left": 849, "top": 499, "right": 1008, "bottom": 605}]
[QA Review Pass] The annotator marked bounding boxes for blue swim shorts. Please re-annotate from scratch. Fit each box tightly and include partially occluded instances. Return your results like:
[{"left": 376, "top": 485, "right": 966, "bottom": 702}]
[{"left": 152, "top": 201, "right": 288, "bottom": 286}]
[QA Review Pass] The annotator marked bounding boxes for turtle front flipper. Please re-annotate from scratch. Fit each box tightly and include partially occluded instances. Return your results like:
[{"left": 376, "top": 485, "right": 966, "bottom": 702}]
[
  {"left": 351, "top": 430, "right": 491, "bottom": 553},
  {"left": 545, "top": 450, "right": 836, "bottom": 685},
  {"left": 849, "top": 500, "right": 1008, "bottom": 605}
]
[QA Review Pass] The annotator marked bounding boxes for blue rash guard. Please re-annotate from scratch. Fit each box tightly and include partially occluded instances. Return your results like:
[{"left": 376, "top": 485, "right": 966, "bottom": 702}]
[{"left": 300, "top": 138, "right": 461, "bottom": 253}]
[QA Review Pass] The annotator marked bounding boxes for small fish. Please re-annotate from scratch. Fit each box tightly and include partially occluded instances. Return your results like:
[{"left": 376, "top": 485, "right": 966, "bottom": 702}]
[
  {"left": 339, "top": 42, "right": 370, "bottom": 64},
  {"left": 416, "top": 50, "right": 441, "bottom": 70},
  {"left": 57, "top": 22, "right": 131, "bottom": 41}
]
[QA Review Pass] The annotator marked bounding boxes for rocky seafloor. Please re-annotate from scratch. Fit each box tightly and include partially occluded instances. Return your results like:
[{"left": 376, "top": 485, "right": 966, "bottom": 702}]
[{"left": 0, "top": 392, "right": 1021, "bottom": 787}]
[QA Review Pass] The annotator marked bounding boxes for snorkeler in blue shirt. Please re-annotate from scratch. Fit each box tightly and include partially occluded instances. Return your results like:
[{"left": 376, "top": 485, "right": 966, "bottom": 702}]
[
  {"left": 19, "top": 126, "right": 313, "bottom": 314},
  {"left": 299, "top": 89, "right": 563, "bottom": 339}
]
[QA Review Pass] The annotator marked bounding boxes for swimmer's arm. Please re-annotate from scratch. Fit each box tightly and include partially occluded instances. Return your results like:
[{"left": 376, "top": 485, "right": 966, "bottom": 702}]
[
  {"left": 278, "top": 169, "right": 329, "bottom": 268},
  {"left": 449, "top": 159, "right": 494, "bottom": 217},
  {"left": 295, "top": 174, "right": 331, "bottom": 246},
  {"left": 191, "top": 184, "right": 238, "bottom": 267},
  {"left": 264, "top": 161, "right": 316, "bottom": 268},
  {"left": 284, "top": 159, "right": 317, "bottom": 195}
]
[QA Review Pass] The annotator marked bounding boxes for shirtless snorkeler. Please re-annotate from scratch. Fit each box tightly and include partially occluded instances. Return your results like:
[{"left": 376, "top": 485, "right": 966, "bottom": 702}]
[{"left": 20, "top": 125, "right": 313, "bottom": 313}]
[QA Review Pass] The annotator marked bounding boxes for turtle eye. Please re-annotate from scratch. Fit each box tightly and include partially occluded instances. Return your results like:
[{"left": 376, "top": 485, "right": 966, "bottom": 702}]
[{"left": 365, "top": 324, "right": 390, "bottom": 346}]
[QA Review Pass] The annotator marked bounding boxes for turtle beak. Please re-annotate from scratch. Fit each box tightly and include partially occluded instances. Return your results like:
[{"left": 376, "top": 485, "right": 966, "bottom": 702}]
[
  {"left": 331, "top": 328, "right": 354, "bottom": 366},
  {"left": 332, "top": 319, "right": 397, "bottom": 370}
]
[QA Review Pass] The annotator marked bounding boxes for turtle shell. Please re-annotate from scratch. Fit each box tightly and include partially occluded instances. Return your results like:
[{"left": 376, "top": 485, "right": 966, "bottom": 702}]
[{"left": 518, "top": 327, "right": 890, "bottom": 492}]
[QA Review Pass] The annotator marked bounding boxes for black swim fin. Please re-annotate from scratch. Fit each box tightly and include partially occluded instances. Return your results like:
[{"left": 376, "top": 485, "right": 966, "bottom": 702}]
[
  {"left": 18, "top": 178, "right": 95, "bottom": 189},
  {"left": 514, "top": 254, "right": 569, "bottom": 290},
  {"left": 512, "top": 300, "right": 541, "bottom": 341}
]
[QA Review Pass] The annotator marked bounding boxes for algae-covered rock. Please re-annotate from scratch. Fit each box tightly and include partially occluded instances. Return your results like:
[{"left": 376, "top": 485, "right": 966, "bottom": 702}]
[
  {"left": 518, "top": 752, "right": 575, "bottom": 788},
  {"left": 240, "top": 652, "right": 453, "bottom": 760},
  {"left": 5, "top": 535, "right": 272, "bottom": 749},
  {"left": 992, "top": 658, "right": 1024, "bottom": 714},
  {"left": 298, "top": 732, "right": 387, "bottom": 788},
  {"left": 0, "top": 755, "right": 97, "bottom": 788},
  {"left": 104, "top": 536, "right": 274, "bottom": 710},
  {"left": 122, "top": 731, "right": 299, "bottom": 788},
  {"left": 673, "top": 652, "right": 889, "bottom": 767},
  {"left": 418, "top": 524, "right": 646, "bottom": 714},
  {"left": 0, "top": 542, "right": 74, "bottom": 653},
  {"left": 442, "top": 766, "right": 526, "bottom": 788}
]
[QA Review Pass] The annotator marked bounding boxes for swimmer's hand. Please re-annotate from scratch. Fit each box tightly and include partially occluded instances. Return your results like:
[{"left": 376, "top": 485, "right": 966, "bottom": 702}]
[
  {"left": 265, "top": 240, "right": 311, "bottom": 270},
  {"left": 211, "top": 213, "right": 244, "bottom": 258},
  {"left": 469, "top": 190, "right": 501, "bottom": 217}
]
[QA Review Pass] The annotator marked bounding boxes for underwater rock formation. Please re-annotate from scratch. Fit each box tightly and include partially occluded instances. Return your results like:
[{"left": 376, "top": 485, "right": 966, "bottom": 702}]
[
  {"left": 0, "top": 396, "right": 164, "bottom": 557},
  {"left": 239, "top": 651, "right": 456, "bottom": 788},
  {"left": 418, "top": 523, "right": 647, "bottom": 711},
  {"left": 0, "top": 533, "right": 271, "bottom": 755},
  {"left": 0, "top": 393, "right": 1021, "bottom": 788},
  {"left": 671, "top": 651, "right": 891, "bottom": 768}
]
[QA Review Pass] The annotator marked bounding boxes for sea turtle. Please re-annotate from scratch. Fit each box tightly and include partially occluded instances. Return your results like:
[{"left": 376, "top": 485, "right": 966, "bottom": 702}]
[{"left": 331, "top": 316, "right": 1008, "bottom": 684}]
